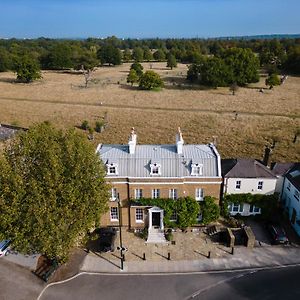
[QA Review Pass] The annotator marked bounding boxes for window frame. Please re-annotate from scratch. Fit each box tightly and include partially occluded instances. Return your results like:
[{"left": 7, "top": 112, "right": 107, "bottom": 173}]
[
  {"left": 169, "top": 188, "right": 178, "bottom": 200},
  {"left": 235, "top": 180, "right": 241, "bottom": 190},
  {"left": 135, "top": 208, "right": 144, "bottom": 223},
  {"left": 152, "top": 188, "right": 160, "bottom": 199},
  {"left": 150, "top": 163, "right": 161, "bottom": 176},
  {"left": 135, "top": 188, "right": 143, "bottom": 199},
  {"left": 257, "top": 181, "right": 263, "bottom": 190},
  {"left": 110, "top": 207, "right": 119, "bottom": 221},
  {"left": 110, "top": 188, "right": 117, "bottom": 201},
  {"left": 191, "top": 163, "right": 203, "bottom": 176},
  {"left": 195, "top": 188, "right": 204, "bottom": 201},
  {"left": 170, "top": 210, "right": 177, "bottom": 222},
  {"left": 106, "top": 163, "right": 118, "bottom": 175},
  {"left": 294, "top": 190, "right": 300, "bottom": 201}
]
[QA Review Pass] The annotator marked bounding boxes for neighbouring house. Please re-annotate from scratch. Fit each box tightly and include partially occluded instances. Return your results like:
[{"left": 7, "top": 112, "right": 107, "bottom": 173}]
[
  {"left": 271, "top": 162, "right": 295, "bottom": 196},
  {"left": 281, "top": 163, "right": 300, "bottom": 237},
  {"left": 222, "top": 159, "right": 277, "bottom": 216},
  {"left": 96, "top": 128, "right": 222, "bottom": 231}
]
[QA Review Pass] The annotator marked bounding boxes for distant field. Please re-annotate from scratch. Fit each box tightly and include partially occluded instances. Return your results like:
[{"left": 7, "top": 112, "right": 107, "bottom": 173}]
[{"left": 0, "top": 62, "right": 299, "bottom": 162}]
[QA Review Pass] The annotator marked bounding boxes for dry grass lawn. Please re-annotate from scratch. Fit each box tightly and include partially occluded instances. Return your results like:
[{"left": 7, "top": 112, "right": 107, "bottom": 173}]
[{"left": 0, "top": 62, "right": 299, "bottom": 162}]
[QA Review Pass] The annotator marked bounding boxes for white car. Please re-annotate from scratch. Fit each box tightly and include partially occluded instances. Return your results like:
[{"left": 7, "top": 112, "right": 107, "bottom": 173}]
[{"left": 0, "top": 240, "right": 11, "bottom": 257}]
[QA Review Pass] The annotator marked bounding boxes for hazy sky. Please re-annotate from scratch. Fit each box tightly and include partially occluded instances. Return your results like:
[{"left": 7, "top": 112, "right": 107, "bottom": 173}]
[{"left": 0, "top": 0, "right": 299, "bottom": 38}]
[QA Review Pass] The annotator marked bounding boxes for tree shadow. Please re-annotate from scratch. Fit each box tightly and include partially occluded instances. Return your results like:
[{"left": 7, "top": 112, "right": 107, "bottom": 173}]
[
  {"left": 0, "top": 77, "right": 17, "bottom": 84},
  {"left": 194, "top": 250, "right": 209, "bottom": 258},
  {"left": 118, "top": 83, "right": 140, "bottom": 90}
]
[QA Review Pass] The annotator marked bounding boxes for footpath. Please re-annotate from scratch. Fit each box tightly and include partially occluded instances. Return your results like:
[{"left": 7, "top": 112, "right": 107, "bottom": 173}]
[{"left": 81, "top": 245, "right": 300, "bottom": 274}]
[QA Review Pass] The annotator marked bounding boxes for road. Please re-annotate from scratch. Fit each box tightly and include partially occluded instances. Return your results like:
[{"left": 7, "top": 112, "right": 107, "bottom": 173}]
[
  {"left": 39, "top": 266, "right": 300, "bottom": 300},
  {"left": 0, "top": 259, "right": 44, "bottom": 300}
]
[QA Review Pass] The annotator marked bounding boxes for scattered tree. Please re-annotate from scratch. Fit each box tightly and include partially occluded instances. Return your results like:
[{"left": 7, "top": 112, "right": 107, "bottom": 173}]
[
  {"left": 130, "top": 62, "right": 144, "bottom": 78},
  {"left": 13, "top": 55, "right": 42, "bottom": 83},
  {"left": 153, "top": 49, "right": 166, "bottom": 61},
  {"left": 167, "top": 54, "right": 177, "bottom": 70},
  {"left": 127, "top": 69, "right": 139, "bottom": 86},
  {"left": 0, "top": 123, "right": 109, "bottom": 260},
  {"left": 143, "top": 47, "right": 153, "bottom": 61},
  {"left": 139, "top": 70, "right": 164, "bottom": 90},
  {"left": 132, "top": 47, "right": 144, "bottom": 62},
  {"left": 122, "top": 48, "right": 132, "bottom": 62},
  {"left": 0, "top": 48, "right": 11, "bottom": 72}
]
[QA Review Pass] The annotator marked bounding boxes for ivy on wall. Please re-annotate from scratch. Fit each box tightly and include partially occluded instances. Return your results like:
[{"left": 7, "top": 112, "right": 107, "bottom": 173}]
[
  {"left": 134, "top": 196, "right": 220, "bottom": 228},
  {"left": 222, "top": 193, "right": 279, "bottom": 219}
]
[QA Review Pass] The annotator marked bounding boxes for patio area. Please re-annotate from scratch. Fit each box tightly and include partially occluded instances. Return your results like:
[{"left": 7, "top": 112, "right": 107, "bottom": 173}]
[{"left": 92, "top": 228, "right": 234, "bottom": 263}]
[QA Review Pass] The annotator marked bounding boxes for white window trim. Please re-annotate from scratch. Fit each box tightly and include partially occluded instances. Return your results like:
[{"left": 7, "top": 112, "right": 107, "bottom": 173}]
[
  {"left": 110, "top": 188, "right": 117, "bottom": 201},
  {"left": 229, "top": 203, "right": 244, "bottom": 213},
  {"left": 257, "top": 181, "right": 263, "bottom": 191},
  {"left": 150, "top": 163, "right": 161, "bottom": 176},
  {"left": 110, "top": 207, "right": 119, "bottom": 221},
  {"left": 106, "top": 163, "right": 118, "bottom": 175},
  {"left": 235, "top": 180, "right": 241, "bottom": 190},
  {"left": 152, "top": 189, "right": 160, "bottom": 199},
  {"left": 249, "top": 204, "right": 261, "bottom": 214},
  {"left": 135, "top": 208, "right": 144, "bottom": 223},
  {"left": 191, "top": 163, "right": 203, "bottom": 176},
  {"left": 169, "top": 189, "right": 178, "bottom": 200},
  {"left": 135, "top": 188, "right": 143, "bottom": 199},
  {"left": 195, "top": 188, "right": 204, "bottom": 201}
]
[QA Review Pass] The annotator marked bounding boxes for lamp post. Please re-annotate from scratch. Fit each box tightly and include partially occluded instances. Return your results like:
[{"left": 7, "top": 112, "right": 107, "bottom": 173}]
[{"left": 117, "top": 193, "right": 124, "bottom": 270}]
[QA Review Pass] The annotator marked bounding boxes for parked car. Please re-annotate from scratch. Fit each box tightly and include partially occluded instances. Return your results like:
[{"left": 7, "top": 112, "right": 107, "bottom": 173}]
[
  {"left": 267, "top": 224, "right": 289, "bottom": 245},
  {"left": 0, "top": 240, "right": 11, "bottom": 257},
  {"left": 95, "top": 227, "right": 117, "bottom": 252}
]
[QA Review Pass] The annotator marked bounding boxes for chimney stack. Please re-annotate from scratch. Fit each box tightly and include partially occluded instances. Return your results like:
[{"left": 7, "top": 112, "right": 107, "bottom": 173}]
[
  {"left": 128, "top": 127, "right": 137, "bottom": 154},
  {"left": 263, "top": 146, "right": 271, "bottom": 166},
  {"left": 176, "top": 127, "right": 184, "bottom": 154}
]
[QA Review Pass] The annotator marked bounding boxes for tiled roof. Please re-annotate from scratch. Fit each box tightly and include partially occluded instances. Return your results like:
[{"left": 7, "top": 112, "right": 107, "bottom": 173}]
[
  {"left": 286, "top": 163, "right": 300, "bottom": 190},
  {"left": 98, "top": 144, "right": 220, "bottom": 178},
  {"left": 271, "top": 162, "right": 295, "bottom": 176},
  {"left": 221, "top": 158, "right": 276, "bottom": 178}
]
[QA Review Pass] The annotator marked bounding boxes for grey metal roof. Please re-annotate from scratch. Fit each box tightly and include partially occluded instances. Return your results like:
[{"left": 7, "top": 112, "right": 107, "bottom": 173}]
[
  {"left": 271, "top": 162, "right": 295, "bottom": 176},
  {"left": 286, "top": 163, "right": 300, "bottom": 190},
  {"left": 98, "top": 144, "right": 220, "bottom": 178},
  {"left": 222, "top": 158, "right": 276, "bottom": 178}
]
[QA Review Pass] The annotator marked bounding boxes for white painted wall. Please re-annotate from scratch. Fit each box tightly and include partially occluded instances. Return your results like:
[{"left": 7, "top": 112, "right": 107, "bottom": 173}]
[
  {"left": 274, "top": 175, "right": 284, "bottom": 194},
  {"left": 281, "top": 178, "right": 300, "bottom": 237},
  {"left": 224, "top": 178, "right": 277, "bottom": 195}
]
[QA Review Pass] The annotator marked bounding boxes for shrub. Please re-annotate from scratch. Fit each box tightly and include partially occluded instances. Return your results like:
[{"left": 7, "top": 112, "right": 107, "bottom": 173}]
[
  {"left": 95, "top": 121, "right": 104, "bottom": 133},
  {"left": 200, "top": 196, "right": 220, "bottom": 225},
  {"left": 81, "top": 120, "right": 89, "bottom": 130}
]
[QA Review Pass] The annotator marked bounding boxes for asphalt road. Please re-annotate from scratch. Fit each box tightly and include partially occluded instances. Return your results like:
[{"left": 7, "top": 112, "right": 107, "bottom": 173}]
[
  {"left": 38, "top": 266, "right": 300, "bottom": 300},
  {"left": 0, "top": 259, "right": 45, "bottom": 300}
]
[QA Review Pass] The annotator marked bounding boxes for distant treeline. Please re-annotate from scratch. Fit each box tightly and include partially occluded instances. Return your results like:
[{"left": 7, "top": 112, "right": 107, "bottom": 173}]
[{"left": 0, "top": 36, "right": 299, "bottom": 75}]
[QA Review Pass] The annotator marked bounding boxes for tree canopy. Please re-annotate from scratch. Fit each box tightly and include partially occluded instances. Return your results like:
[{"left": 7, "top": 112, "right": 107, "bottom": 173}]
[
  {"left": 127, "top": 69, "right": 139, "bottom": 86},
  {"left": 139, "top": 70, "right": 164, "bottom": 90},
  {"left": 97, "top": 44, "right": 122, "bottom": 66},
  {"left": 13, "top": 55, "right": 42, "bottom": 83},
  {"left": 167, "top": 54, "right": 177, "bottom": 69},
  {"left": 0, "top": 123, "right": 109, "bottom": 260},
  {"left": 130, "top": 62, "right": 144, "bottom": 77},
  {"left": 265, "top": 73, "right": 281, "bottom": 89}
]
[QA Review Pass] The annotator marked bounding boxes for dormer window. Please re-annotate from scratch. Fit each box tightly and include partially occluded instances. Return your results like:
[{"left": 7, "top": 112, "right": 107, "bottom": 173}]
[
  {"left": 191, "top": 163, "right": 203, "bottom": 176},
  {"left": 106, "top": 163, "right": 118, "bottom": 175},
  {"left": 150, "top": 163, "right": 161, "bottom": 176}
]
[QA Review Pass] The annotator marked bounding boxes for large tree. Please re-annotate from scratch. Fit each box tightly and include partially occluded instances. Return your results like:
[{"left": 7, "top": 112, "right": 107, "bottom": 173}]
[
  {"left": 0, "top": 48, "right": 12, "bottom": 72},
  {"left": 97, "top": 44, "right": 122, "bottom": 66},
  {"left": 0, "top": 123, "right": 109, "bottom": 260},
  {"left": 222, "top": 47, "right": 260, "bottom": 86},
  {"left": 13, "top": 55, "right": 42, "bottom": 83},
  {"left": 139, "top": 70, "right": 163, "bottom": 90}
]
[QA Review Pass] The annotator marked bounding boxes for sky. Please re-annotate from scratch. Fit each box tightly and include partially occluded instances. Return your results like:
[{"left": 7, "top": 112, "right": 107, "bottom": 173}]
[{"left": 0, "top": 0, "right": 299, "bottom": 39}]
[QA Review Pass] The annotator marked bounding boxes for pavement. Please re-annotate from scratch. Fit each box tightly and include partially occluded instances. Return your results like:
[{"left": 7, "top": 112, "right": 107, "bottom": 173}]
[{"left": 81, "top": 244, "right": 300, "bottom": 274}]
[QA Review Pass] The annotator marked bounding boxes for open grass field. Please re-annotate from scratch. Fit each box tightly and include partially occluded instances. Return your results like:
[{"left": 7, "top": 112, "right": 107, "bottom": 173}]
[{"left": 0, "top": 62, "right": 299, "bottom": 162}]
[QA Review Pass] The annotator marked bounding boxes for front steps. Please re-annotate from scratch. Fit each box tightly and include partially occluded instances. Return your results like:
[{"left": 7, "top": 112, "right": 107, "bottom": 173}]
[{"left": 146, "top": 228, "right": 167, "bottom": 244}]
